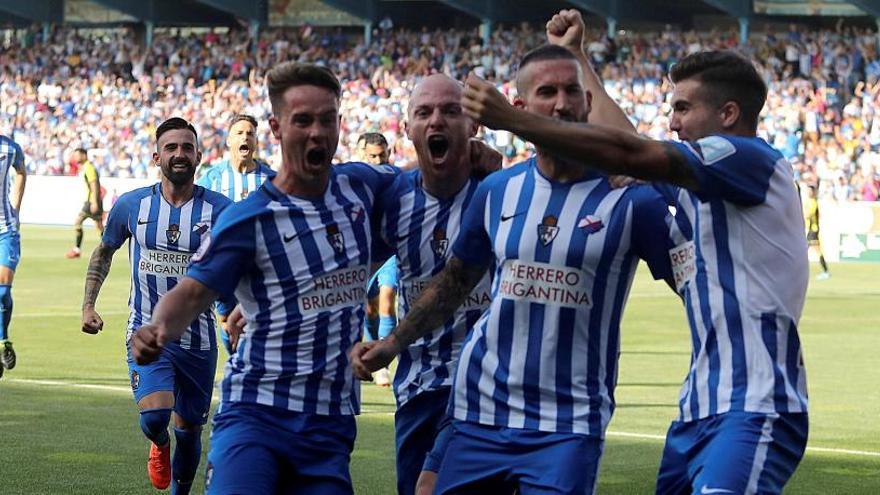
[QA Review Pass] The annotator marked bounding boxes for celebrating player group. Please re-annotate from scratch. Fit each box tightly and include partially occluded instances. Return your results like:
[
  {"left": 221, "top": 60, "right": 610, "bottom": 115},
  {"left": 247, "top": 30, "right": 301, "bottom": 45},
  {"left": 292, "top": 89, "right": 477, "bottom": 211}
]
[{"left": 71, "top": 8, "right": 809, "bottom": 495}]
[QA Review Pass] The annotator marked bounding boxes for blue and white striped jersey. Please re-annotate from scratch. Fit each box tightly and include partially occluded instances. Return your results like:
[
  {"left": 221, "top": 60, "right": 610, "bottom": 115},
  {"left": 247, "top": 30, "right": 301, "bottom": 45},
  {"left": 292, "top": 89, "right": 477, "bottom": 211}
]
[
  {"left": 197, "top": 159, "right": 275, "bottom": 202},
  {"left": 375, "top": 170, "right": 492, "bottom": 407},
  {"left": 0, "top": 135, "right": 25, "bottom": 234},
  {"left": 451, "top": 158, "right": 674, "bottom": 436},
  {"left": 187, "top": 163, "right": 398, "bottom": 415},
  {"left": 655, "top": 135, "right": 809, "bottom": 422},
  {"left": 103, "top": 184, "right": 232, "bottom": 350}
]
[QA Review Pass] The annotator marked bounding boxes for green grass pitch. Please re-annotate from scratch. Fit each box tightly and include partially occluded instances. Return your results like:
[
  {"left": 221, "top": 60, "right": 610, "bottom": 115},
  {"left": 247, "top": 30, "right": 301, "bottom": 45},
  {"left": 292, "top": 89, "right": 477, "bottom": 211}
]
[{"left": 1, "top": 226, "right": 877, "bottom": 494}]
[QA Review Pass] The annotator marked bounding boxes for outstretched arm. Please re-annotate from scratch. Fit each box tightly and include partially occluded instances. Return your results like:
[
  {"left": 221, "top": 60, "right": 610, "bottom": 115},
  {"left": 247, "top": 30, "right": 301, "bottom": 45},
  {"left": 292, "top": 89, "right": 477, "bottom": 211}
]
[
  {"left": 462, "top": 73, "right": 699, "bottom": 190},
  {"left": 129, "top": 277, "right": 219, "bottom": 363},
  {"left": 350, "top": 256, "right": 488, "bottom": 379}
]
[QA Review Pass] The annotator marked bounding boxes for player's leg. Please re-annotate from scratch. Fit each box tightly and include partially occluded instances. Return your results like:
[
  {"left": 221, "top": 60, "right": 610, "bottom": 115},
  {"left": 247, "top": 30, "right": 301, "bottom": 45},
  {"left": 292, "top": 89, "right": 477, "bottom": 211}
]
[
  {"left": 280, "top": 414, "right": 357, "bottom": 495},
  {"left": 395, "top": 388, "right": 449, "bottom": 495},
  {"left": 206, "top": 403, "right": 282, "bottom": 494},
  {"left": 0, "top": 230, "right": 20, "bottom": 373},
  {"left": 129, "top": 347, "right": 176, "bottom": 489},
  {"left": 66, "top": 210, "right": 88, "bottom": 258},
  {"left": 169, "top": 345, "right": 218, "bottom": 495},
  {"left": 655, "top": 420, "right": 695, "bottom": 495},
  {"left": 434, "top": 421, "right": 514, "bottom": 494},
  {"left": 415, "top": 402, "right": 455, "bottom": 495},
  {"left": 690, "top": 412, "right": 808, "bottom": 495}
]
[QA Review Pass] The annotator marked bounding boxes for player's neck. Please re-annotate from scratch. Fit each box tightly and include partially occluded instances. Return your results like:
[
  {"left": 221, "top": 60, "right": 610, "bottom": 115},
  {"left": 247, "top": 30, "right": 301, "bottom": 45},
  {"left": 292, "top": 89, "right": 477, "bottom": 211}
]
[
  {"left": 230, "top": 155, "right": 256, "bottom": 173},
  {"left": 272, "top": 167, "right": 328, "bottom": 199},
  {"left": 160, "top": 179, "right": 195, "bottom": 207},
  {"left": 535, "top": 152, "right": 589, "bottom": 183},
  {"left": 421, "top": 166, "right": 469, "bottom": 200}
]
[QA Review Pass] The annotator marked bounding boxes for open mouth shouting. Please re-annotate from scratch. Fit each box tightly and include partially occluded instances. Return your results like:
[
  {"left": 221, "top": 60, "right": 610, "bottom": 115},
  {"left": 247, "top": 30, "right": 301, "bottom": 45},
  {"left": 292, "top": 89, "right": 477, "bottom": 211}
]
[
  {"left": 237, "top": 143, "right": 252, "bottom": 157},
  {"left": 306, "top": 147, "right": 329, "bottom": 168},
  {"left": 427, "top": 134, "right": 450, "bottom": 164}
]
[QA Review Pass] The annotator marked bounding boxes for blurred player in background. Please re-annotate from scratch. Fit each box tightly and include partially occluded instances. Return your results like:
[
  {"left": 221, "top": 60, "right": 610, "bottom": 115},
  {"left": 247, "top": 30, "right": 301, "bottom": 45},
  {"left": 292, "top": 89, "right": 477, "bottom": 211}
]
[
  {"left": 358, "top": 132, "right": 390, "bottom": 165},
  {"left": 66, "top": 148, "right": 104, "bottom": 259},
  {"left": 803, "top": 184, "right": 830, "bottom": 280},
  {"left": 197, "top": 114, "right": 275, "bottom": 354},
  {"left": 80, "top": 117, "right": 231, "bottom": 494}
]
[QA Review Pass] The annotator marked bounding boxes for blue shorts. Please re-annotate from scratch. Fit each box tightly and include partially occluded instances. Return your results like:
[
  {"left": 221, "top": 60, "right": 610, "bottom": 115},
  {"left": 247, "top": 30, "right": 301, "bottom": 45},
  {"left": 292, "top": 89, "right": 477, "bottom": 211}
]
[
  {"left": 206, "top": 402, "right": 357, "bottom": 495},
  {"left": 395, "top": 387, "right": 454, "bottom": 495},
  {"left": 656, "top": 412, "right": 808, "bottom": 495},
  {"left": 126, "top": 341, "right": 217, "bottom": 425},
  {"left": 0, "top": 230, "right": 20, "bottom": 270},
  {"left": 435, "top": 420, "right": 604, "bottom": 495}
]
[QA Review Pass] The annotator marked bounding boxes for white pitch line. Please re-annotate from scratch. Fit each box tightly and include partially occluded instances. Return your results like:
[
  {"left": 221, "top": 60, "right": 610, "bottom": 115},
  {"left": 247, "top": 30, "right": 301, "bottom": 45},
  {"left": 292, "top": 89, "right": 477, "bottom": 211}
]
[{"left": 5, "top": 379, "right": 877, "bottom": 457}]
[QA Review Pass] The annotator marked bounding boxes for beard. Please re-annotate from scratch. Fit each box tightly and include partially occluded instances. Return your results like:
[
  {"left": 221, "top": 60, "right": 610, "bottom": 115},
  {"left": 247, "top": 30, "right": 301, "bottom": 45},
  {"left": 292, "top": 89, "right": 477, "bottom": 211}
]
[{"left": 161, "top": 159, "right": 196, "bottom": 186}]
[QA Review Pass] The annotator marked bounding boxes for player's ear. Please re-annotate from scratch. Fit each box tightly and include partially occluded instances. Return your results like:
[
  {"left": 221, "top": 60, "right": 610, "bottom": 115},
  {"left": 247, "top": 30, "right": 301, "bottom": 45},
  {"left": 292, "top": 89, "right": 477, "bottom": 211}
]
[
  {"left": 196, "top": 151, "right": 203, "bottom": 166},
  {"left": 268, "top": 115, "right": 281, "bottom": 139},
  {"left": 404, "top": 119, "right": 413, "bottom": 141},
  {"left": 152, "top": 152, "right": 160, "bottom": 167},
  {"left": 719, "top": 101, "right": 740, "bottom": 130}
]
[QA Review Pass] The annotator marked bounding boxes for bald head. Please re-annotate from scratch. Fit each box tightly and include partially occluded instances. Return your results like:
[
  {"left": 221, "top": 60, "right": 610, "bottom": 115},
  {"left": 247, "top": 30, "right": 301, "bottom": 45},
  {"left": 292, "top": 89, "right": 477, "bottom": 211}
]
[{"left": 408, "top": 74, "right": 463, "bottom": 119}]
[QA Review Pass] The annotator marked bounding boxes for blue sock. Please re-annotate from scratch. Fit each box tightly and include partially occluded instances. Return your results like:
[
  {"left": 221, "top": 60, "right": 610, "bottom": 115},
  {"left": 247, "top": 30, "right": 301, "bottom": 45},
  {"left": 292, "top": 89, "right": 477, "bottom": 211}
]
[
  {"left": 378, "top": 315, "right": 396, "bottom": 340},
  {"left": 139, "top": 408, "right": 171, "bottom": 446},
  {"left": 364, "top": 317, "right": 379, "bottom": 341},
  {"left": 0, "top": 285, "right": 11, "bottom": 341},
  {"left": 171, "top": 428, "right": 202, "bottom": 495}
]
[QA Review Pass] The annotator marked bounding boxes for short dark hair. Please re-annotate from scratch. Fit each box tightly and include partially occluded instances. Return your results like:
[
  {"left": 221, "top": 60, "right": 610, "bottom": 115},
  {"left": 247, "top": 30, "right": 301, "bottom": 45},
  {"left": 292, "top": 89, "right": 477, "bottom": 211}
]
[
  {"left": 73, "top": 147, "right": 88, "bottom": 155},
  {"left": 516, "top": 44, "right": 580, "bottom": 94},
  {"left": 358, "top": 132, "right": 388, "bottom": 147},
  {"left": 156, "top": 117, "right": 198, "bottom": 145},
  {"left": 229, "top": 114, "right": 258, "bottom": 131},
  {"left": 266, "top": 62, "right": 341, "bottom": 115},
  {"left": 670, "top": 50, "right": 767, "bottom": 132}
]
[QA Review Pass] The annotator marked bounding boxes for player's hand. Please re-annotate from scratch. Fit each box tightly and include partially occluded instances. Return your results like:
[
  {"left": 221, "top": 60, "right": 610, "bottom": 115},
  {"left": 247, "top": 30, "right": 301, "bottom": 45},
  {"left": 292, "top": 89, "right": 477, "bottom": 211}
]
[
  {"left": 130, "top": 324, "right": 165, "bottom": 364},
  {"left": 462, "top": 72, "right": 516, "bottom": 131},
  {"left": 546, "top": 9, "right": 586, "bottom": 53},
  {"left": 351, "top": 337, "right": 400, "bottom": 381},
  {"left": 90, "top": 202, "right": 100, "bottom": 215},
  {"left": 226, "top": 306, "right": 245, "bottom": 353},
  {"left": 81, "top": 306, "right": 104, "bottom": 334},
  {"left": 468, "top": 139, "right": 502, "bottom": 178}
]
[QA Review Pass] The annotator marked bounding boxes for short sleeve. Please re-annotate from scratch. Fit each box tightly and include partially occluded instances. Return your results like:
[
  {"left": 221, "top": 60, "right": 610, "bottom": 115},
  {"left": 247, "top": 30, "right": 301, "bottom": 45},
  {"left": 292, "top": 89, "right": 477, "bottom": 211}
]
[
  {"left": 101, "top": 196, "right": 132, "bottom": 249},
  {"left": 628, "top": 187, "right": 675, "bottom": 282},
  {"left": 672, "top": 136, "right": 776, "bottom": 206},
  {"left": 451, "top": 180, "right": 493, "bottom": 267},
  {"left": 187, "top": 212, "right": 255, "bottom": 299},
  {"left": 376, "top": 257, "right": 398, "bottom": 289}
]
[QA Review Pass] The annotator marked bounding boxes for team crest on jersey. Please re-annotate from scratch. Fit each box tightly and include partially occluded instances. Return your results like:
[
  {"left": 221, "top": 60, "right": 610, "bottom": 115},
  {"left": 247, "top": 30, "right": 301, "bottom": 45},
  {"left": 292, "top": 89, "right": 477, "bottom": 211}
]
[
  {"left": 192, "top": 222, "right": 209, "bottom": 235},
  {"left": 577, "top": 215, "right": 604, "bottom": 234},
  {"left": 326, "top": 224, "right": 345, "bottom": 254},
  {"left": 166, "top": 224, "right": 181, "bottom": 244},
  {"left": 130, "top": 370, "right": 139, "bottom": 391},
  {"left": 537, "top": 215, "right": 560, "bottom": 246},
  {"left": 349, "top": 205, "right": 365, "bottom": 224},
  {"left": 430, "top": 229, "right": 449, "bottom": 258}
]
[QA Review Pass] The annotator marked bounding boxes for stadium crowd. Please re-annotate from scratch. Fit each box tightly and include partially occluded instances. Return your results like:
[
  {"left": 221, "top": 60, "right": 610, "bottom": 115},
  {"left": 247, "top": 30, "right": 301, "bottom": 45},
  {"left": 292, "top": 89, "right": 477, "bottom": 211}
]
[{"left": 1, "top": 21, "right": 878, "bottom": 200}]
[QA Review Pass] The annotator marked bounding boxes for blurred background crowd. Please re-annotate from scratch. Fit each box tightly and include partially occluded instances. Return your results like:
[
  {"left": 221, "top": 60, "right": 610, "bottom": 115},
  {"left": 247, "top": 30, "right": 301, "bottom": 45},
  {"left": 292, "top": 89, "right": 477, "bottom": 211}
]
[{"left": 1, "top": 21, "right": 878, "bottom": 200}]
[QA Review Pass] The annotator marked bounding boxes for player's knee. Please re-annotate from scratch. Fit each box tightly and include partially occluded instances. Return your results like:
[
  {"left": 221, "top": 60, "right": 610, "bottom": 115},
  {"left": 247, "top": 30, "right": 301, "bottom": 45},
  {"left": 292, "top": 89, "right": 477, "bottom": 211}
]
[{"left": 139, "top": 408, "right": 172, "bottom": 444}]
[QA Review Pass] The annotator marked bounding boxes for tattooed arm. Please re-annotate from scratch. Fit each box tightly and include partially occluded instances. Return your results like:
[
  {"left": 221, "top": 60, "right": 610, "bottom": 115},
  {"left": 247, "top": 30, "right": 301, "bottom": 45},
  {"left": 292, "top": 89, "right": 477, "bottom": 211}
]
[
  {"left": 81, "top": 242, "right": 118, "bottom": 334},
  {"left": 350, "top": 256, "right": 488, "bottom": 379}
]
